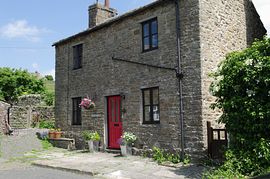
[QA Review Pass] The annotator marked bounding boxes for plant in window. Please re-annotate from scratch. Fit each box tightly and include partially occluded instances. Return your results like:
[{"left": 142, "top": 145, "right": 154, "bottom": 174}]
[{"left": 79, "top": 97, "right": 95, "bottom": 110}]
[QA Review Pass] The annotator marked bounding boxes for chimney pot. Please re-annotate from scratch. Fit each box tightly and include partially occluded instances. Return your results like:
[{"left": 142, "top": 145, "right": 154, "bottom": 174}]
[{"left": 105, "top": 0, "right": 109, "bottom": 8}]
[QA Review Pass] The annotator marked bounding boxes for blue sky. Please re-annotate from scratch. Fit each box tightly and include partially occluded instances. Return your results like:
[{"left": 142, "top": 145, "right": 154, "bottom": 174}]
[{"left": 0, "top": 0, "right": 268, "bottom": 78}]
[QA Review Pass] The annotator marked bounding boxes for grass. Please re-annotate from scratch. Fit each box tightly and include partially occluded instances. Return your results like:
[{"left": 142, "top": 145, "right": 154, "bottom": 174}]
[
  {"left": 44, "top": 80, "right": 55, "bottom": 93},
  {"left": 41, "top": 138, "right": 53, "bottom": 150}
]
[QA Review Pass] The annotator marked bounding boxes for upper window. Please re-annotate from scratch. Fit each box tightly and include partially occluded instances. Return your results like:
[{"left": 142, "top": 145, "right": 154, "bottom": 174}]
[
  {"left": 73, "top": 44, "right": 83, "bottom": 70},
  {"left": 142, "top": 87, "right": 160, "bottom": 124},
  {"left": 72, "top": 97, "right": 82, "bottom": 125},
  {"left": 142, "top": 18, "right": 158, "bottom": 52}
]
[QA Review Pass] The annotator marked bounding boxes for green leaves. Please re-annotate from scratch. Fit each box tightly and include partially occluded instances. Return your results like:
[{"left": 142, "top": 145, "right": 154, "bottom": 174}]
[
  {"left": 209, "top": 37, "right": 270, "bottom": 176},
  {"left": 0, "top": 68, "right": 45, "bottom": 103}
]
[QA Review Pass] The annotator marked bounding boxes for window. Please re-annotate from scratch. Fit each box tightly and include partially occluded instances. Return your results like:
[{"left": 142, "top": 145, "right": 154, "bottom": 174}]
[
  {"left": 142, "top": 18, "right": 158, "bottom": 52},
  {"left": 73, "top": 44, "right": 83, "bottom": 70},
  {"left": 142, "top": 87, "right": 160, "bottom": 124},
  {"left": 72, "top": 97, "right": 82, "bottom": 125}
]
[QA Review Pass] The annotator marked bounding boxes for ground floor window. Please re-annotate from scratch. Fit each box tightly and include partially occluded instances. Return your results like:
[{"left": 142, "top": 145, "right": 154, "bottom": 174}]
[
  {"left": 72, "top": 97, "right": 82, "bottom": 125},
  {"left": 142, "top": 87, "right": 160, "bottom": 124}
]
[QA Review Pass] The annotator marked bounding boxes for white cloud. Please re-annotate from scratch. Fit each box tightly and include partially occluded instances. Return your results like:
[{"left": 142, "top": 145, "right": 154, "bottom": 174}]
[
  {"left": 32, "top": 63, "right": 39, "bottom": 70},
  {"left": 0, "top": 20, "right": 48, "bottom": 42}
]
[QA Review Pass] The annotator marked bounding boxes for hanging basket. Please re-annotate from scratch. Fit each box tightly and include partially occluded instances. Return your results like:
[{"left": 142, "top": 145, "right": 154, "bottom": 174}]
[{"left": 80, "top": 97, "right": 95, "bottom": 110}]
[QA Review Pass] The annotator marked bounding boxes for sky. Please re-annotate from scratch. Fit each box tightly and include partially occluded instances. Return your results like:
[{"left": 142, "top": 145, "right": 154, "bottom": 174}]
[{"left": 0, "top": 0, "right": 269, "bottom": 79}]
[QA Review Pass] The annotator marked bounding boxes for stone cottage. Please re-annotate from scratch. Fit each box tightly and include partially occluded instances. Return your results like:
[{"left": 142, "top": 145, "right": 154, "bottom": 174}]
[{"left": 53, "top": 0, "right": 266, "bottom": 157}]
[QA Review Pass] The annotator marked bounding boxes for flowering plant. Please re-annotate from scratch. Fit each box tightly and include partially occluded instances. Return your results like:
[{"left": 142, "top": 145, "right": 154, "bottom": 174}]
[{"left": 80, "top": 97, "right": 95, "bottom": 110}]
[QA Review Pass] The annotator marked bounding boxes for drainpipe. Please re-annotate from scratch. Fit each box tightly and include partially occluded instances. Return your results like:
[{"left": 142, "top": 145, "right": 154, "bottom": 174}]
[{"left": 174, "top": 0, "right": 185, "bottom": 160}]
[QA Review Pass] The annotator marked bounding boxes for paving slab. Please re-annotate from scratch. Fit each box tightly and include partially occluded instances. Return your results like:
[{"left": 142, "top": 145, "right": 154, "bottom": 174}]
[{"left": 32, "top": 151, "right": 205, "bottom": 179}]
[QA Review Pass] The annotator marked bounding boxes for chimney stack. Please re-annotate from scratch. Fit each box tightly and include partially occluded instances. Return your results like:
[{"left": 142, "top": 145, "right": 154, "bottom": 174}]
[
  {"left": 88, "top": 1, "right": 117, "bottom": 28},
  {"left": 105, "top": 0, "right": 110, "bottom": 8}
]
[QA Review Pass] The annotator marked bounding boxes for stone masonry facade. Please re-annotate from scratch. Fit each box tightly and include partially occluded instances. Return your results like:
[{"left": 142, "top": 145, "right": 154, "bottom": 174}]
[{"left": 54, "top": 0, "right": 266, "bottom": 157}]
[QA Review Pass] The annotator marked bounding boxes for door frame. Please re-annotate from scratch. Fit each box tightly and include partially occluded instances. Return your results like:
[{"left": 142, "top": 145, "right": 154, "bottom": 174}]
[{"left": 104, "top": 94, "right": 123, "bottom": 150}]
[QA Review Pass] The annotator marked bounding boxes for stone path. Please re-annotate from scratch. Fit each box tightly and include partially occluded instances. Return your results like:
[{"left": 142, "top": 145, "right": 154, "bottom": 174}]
[
  {"left": 0, "top": 128, "right": 43, "bottom": 159},
  {"left": 0, "top": 129, "right": 205, "bottom": 178},
  {"left": 33, "top": 151, "right": 205, "bottom": 179}
]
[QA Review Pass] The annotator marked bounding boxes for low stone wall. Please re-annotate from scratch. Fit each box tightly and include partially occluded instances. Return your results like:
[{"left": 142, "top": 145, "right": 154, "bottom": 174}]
[
  {"left": 9, "top": 106, "right": 55, "bottom": 129},
  {"left": 0, "top": 101, "right": 10, "bottom": 134}
]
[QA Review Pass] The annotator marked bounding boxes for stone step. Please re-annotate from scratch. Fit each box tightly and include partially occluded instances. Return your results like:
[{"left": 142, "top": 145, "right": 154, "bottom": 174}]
[{"left": 105, "top": 148, "right": 121, "bottom": 154}]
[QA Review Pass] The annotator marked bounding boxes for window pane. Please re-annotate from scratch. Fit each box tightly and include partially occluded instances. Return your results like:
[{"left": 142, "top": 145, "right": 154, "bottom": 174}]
[
  {"left": 115, "top": 99, "right": 119, "bottom": 122},
  {"left": 111, "top": 98, "right": 115, "bottom": 122},
  {"left": 152, "top": 34, "right": 158, "bottom": 48},
  {"left": 72, "top": 98, "right": 81, "bottom": 125},
  {"left": 153, "top": 105, "right": 160, "bottom": 121},
  {"left": 151, "top": 20, "right": 157, "bottom": 34},
  {"left": 144, "top": 90, "right": 150, "bottom": 105},
  {"left": 143, "top": 23, "right": 149, "bottom": 37},
  {"left": 144, "top": 106, "right": 151, "bottom": 122},
  {"left": 144, "top": 37, "right": 150, "bottom": 50},
  {"left": 153, "top": 88, "right": 159, "bottom": 105}
]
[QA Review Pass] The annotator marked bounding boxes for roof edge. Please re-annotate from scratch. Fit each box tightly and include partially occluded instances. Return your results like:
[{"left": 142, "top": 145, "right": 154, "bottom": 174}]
[{"left": 52, "top": 0, "right": 170, "bottom": 47}]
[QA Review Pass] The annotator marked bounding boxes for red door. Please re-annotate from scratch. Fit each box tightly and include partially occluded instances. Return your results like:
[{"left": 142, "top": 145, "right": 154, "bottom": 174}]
[{"left": 108, "top": 96, "right": 122, "bottom": 149}]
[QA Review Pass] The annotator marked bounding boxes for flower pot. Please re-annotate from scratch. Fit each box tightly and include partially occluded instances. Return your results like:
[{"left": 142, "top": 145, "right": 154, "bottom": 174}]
[
  {"left": 54, "top": 132, "right": 63, "bottom": 139},
  {"left": 49, "top": 131, "right": 56, "bottom": 139},
  {"left": 88, "top": 140, "right": 99, "bottom": 152},
  {"left": 120, "top": 145, "right": 132, "bottom": 156}
]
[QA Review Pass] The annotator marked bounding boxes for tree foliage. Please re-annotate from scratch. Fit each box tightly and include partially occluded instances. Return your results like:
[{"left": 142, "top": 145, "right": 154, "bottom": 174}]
[
  {"left": 210, "top": 37, "right": 270, "bottom": 176},
  {"left": 0, "top": 68, "right": 45, "bottom": 103}
]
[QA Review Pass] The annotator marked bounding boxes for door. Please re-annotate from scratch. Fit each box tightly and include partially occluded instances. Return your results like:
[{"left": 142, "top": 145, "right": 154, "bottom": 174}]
[{"left": 107, "top": 96, "right": 122, "bottom": 149}]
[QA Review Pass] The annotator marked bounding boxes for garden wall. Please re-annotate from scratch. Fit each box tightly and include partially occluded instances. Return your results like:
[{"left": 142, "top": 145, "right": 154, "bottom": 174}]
[
  {"left": 0, "top": 101, "right": 11, "bottom": 134},
  {"left": 8, "top": 95, "right": 55, "bottom": 129}
]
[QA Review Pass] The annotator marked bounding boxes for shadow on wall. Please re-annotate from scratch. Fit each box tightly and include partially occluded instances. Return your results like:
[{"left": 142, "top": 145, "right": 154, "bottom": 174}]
[{"left": 244, "top": 0, "right": 267, "bottom": 46}]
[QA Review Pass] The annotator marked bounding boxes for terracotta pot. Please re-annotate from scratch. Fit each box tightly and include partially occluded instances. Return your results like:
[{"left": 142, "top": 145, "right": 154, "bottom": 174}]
[
  {"left": 49, "top": 131, "right": 56, "bottom": 139},
  {"left": 54, "top": 132, "right": 63, "bottom": 139}
]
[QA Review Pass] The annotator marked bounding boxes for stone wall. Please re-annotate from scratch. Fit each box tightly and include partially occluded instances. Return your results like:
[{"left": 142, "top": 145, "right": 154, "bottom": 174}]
[
  {"left": 8, "top": 95, "right": 55, "bottom": 129},
  {"left": 55, "top": 0, "right": 265, "bottom": 156},
  {"left": 200, "top": 0, "right": 266, "bottom": 149},
  {"left": 0, "top": 101, "right": 10, "bottom": 134}
]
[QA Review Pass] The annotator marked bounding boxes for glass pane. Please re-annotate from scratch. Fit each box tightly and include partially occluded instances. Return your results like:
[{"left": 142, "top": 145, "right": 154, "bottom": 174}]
[
  {"left": 144, "top": 37, "right": 150, "bottom": 50},
  {"left": 153, "top": 105, "right": 160, "bottom": 121},
  {"left": 152, "top": 34, "right": 158, "bottom": 48},
  {"left": 144, "top": 106, "right": 150, "bottom": 122},
  {"left": 151, "top": 20, "right": 157, "bottom": 34},
  {"left": 115, "top": 99, "right": 119, "bottom": 122},
  {"left": 111, "top": 99, "right": 115, "bottom": 122},
  {"left": 143, "top": 23, "right": 149, "bottom": 37},
  {"left": 144, "top": 90, "right": 150, "bottom": 105},
  {"left": 153, "top": 88, "right": 159, "bottom": 105}
]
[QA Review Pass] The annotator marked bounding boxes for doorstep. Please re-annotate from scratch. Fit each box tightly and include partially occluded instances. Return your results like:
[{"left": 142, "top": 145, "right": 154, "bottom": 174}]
[{"left": 104, "top": 148, "right": 121, "bottom": 154}]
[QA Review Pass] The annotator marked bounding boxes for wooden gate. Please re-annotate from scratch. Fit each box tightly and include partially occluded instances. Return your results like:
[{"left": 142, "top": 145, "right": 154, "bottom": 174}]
[{"left": 207, "top": 121, "right": 228, "bottom": 159}]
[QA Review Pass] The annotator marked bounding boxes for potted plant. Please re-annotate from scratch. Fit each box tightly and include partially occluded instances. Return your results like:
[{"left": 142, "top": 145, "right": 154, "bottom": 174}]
[
  {"left": 82, "top": 131, "right": 100, "bottom": 152},
  {"left": 48, "top": 128, "right": 56, "bottom": 139},
  {"left": 120, "top": 132, "right": 137, "bottom": 156},
  {"left": 54, "top": 128, "right": 63, "bottom": 139},
  {"left": 79, "top": 97, "right": 95, "bottom": 110}
]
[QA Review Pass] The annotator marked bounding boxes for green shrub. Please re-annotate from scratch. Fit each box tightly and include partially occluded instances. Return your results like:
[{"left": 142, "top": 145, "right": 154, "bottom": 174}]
[
  {"left": 209, "top": 37, "right": 270, "bottom": 177},
  {"left": 82, "top": 131, "right": 100, "bottom": 141},
  {"left": 39, "top": 120, "right": 55, "bottom": 129},
  {"left": 152, "top": 147, "right": 189, "bottom": 165},
  {"left": 42, "top": 91, "right": 54, "bottom": 106}
]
